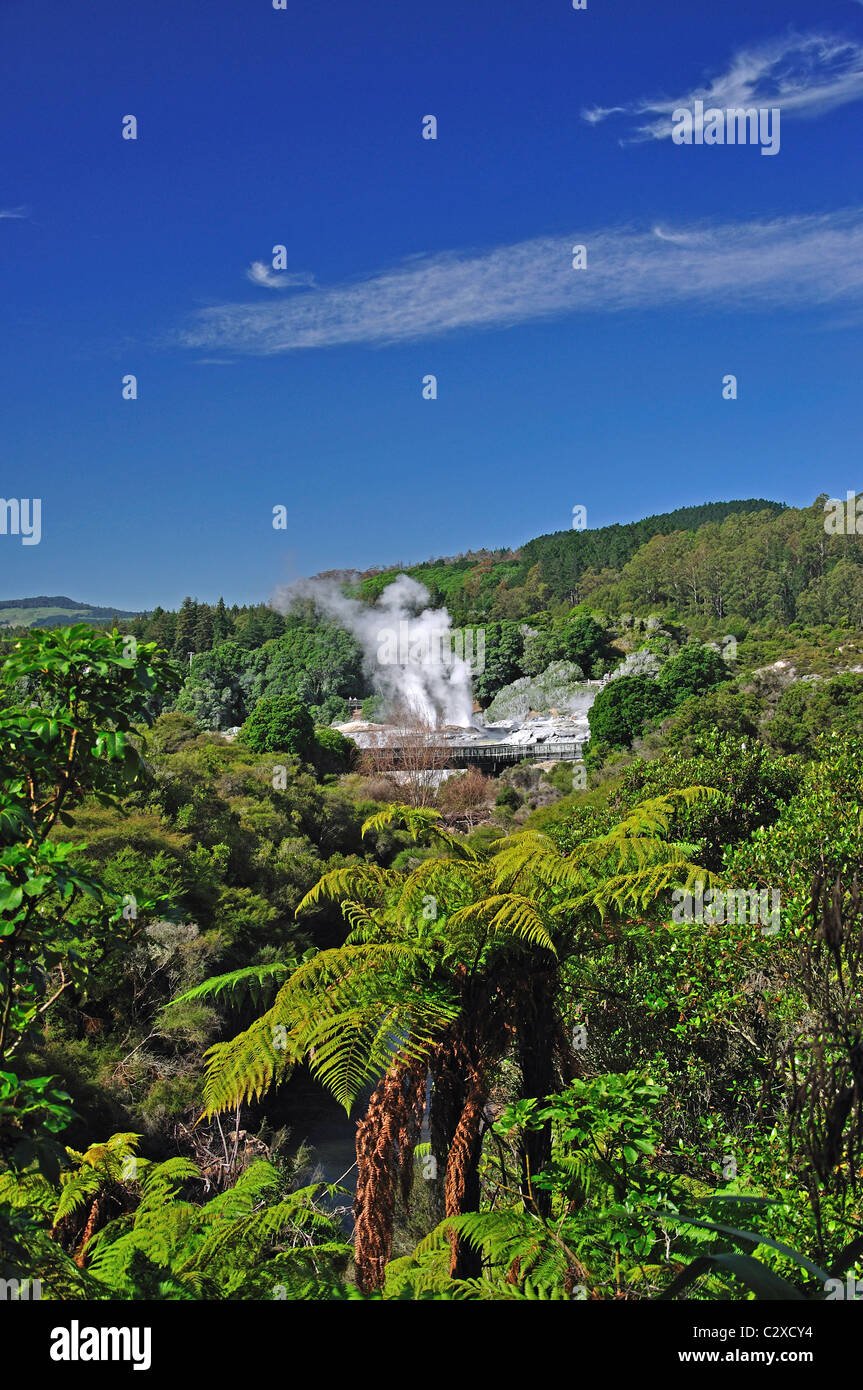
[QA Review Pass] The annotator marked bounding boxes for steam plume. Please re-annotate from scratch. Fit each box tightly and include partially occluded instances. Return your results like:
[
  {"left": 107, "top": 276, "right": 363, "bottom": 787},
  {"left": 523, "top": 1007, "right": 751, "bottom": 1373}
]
[{"left": 271, "top": 573, "right": 475, "bottom": 728}]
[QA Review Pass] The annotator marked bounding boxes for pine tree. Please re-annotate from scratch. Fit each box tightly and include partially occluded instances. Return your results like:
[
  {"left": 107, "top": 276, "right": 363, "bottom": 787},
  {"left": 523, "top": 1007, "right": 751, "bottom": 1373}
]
[
  {"left": 173, "top": 597, "right": 198, "bottom": 660},
  {"left": 213, "top": 597, "right": 232, "bottom": 641},
  {"left": 194, "top": 607, "right": 214, "bottom": 653}
]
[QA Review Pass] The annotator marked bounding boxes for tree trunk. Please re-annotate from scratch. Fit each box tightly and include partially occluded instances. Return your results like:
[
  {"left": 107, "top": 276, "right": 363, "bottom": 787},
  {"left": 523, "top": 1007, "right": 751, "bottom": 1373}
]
[
  {"left": 516, "top": 969, "right": 561, "bottom": 1219},
  {"left": 353, "top": 1058, "right": 426, "bottom": 1293},
  {"left": 444, "top": 1080, "right": 485, "bottom": 1278},
  {"left": 430, "top": 1032, "right": 486, "bottom": 1279}
]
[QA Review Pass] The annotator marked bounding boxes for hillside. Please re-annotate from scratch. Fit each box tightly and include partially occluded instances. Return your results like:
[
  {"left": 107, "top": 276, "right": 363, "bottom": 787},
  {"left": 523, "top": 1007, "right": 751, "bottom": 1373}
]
[
  {"left": 356, "top": 496, "right": 863, "bottom": 629},
  {"left": 0, "top": 595, "right": 144, "bottom": 629}
]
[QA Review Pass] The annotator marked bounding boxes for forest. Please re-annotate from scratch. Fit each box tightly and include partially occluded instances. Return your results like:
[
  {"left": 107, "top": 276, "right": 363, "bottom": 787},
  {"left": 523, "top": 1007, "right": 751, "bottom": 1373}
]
[{"left": 2, "top": 494, "right": 863, "bottom": 1302}]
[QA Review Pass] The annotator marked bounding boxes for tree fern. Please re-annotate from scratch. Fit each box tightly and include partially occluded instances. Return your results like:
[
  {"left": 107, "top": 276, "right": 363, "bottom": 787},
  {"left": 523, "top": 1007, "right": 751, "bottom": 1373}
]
[
  {"left": 448, "top": 895, "right": 558, "bottom": 954},
  {"left": 166, "top": 961, "right": 293, "bottom": 1012},
  {"left": 361, "top": 804, "right": 480, "bottom": 860}
]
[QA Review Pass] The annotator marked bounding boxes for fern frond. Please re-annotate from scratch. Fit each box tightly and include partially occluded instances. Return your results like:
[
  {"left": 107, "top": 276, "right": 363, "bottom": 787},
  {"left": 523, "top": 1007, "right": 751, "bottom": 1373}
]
[
  {"left": 362, "top": 804, "right": 480, "bottom": 860},
  {"left": 490, "top": 831, "right": 562, "bottom": 892},
  {"left": 165, "top": 962, "right": 292, "bottom": 1011},
  {"left": 361, "top": 805, "right": 442, "bottom": 840},
  {"left": 552, "top": 861, "right": 717, "bottom": 920},
  {"left": 201, "top": 1009, "right": 300, "bottom": 1117},
  {"left": 448, "top": 895, "right": 557, "bottom": 954},
  {"left": 53, "top": 1170, "right": 104, "bottom": 1223},
  {"left": 393, "top": 859, "right": 492, "bottom": 924},
  {"left": 300, "top": 993, "right": 456, "bottom": 1109},
  {"left": 296, "top": 863, "right": 397, "bottom": 915},
  {"left": 341, "top": 901, "right": 391, "bottom": 938},
  {"left": 178, "top": 1184, "right": 339, "bottom": 1276},
  {"left": 606, "top": 788, "right": 722, "bottom": 842},
  {"left": 137, "top": 1157, "right": 200, "bottom": 1210},
  {"left": 415, "top": 1210, "right": 572, "bottom": 1290},
  {"left": 76, "top": 1133, "right": 142, "bottom": 1170}
]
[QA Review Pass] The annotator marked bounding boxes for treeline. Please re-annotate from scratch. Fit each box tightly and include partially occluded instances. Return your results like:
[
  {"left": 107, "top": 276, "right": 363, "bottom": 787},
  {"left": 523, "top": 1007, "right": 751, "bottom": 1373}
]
[
  {"left": 360, "top": 497, "right": 862, "bottom": 629},
  {"left": 581, "top": 499, "right": 863, "bottom": 625},
  {"left": 127, "top": 597, "right": 287, "bottom": 657},
  {"left": 358, "top": 499, "right": 787, "bottom": 624},
  {"left": 6, "top": 498, "right": 861, "bottom": 738},
  {"left": 520, "top": 498, "right": 788, "bottom": 603},
  {"left": 68, "top": 499, "right": 863, "bottom": 732}
]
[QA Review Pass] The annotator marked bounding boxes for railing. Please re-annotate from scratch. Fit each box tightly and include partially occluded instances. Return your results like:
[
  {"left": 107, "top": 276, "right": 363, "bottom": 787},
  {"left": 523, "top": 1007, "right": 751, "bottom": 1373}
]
[
  {"left": 449, "top": 741, "right": 584, "bottom": 764},
  {"left": 376, "top": 740, "right": 586, "bottom": 768}
]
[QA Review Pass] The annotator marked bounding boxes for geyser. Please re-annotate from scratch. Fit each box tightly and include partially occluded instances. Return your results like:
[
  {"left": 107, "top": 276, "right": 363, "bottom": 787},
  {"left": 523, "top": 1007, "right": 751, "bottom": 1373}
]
[{"left": 272, "top": 572, "right": 477, "bottom": 728}]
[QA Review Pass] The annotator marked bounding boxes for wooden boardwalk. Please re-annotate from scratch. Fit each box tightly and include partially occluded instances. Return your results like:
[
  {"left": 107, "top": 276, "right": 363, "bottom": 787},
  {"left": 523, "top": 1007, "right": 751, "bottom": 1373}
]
[
  {"left": 449, "top": 740, "right": 584, "bottom": 768},
  {"left": 382, "top": 740, "right": 586, "bottom": 770}
]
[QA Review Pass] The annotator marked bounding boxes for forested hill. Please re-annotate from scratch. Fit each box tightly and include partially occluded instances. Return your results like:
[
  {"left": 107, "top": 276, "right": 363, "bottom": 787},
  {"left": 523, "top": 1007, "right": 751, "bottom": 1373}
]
[
  {"left": 359, "top": 496, "right": 835, "bottom": 625},
  {"left": 518, "top": 499, "right": 787, "bottom": 602},
  {"left": 9, "top": 495, "right": 863, "bottom": 641}
]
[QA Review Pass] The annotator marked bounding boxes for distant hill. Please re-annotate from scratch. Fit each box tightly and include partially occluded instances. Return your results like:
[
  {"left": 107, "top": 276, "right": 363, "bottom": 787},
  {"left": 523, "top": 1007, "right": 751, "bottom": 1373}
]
[
  {"left": 0, "top": 596, "right": 144, "bottom": 629},
  {"left": 358, "top": 498, "right": 790, "bottom": 622}
]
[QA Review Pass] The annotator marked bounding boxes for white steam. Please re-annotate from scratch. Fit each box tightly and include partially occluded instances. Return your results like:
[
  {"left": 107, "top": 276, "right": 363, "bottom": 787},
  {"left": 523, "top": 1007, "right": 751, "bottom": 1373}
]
[{"left": 271, "top": 573, "right": 476, "bottom": 728}]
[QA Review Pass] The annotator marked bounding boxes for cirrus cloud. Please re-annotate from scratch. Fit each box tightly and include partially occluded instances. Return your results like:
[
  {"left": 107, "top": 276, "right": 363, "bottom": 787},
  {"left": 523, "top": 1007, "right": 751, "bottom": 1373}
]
[
  {"left": 246, "top": 261, "right": 316, "bottom": 289},
  {"left": 583, "top": 31, "right": 863, "bottom": 143},
  {"left": 179, "top": 210, "right": 863, "bottom": 356}
]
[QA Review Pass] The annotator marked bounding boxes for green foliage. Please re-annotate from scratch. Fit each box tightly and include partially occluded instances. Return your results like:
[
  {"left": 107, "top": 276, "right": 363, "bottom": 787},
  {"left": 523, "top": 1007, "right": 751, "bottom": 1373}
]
[
  {"left": 5, "top": 553, "right": 863, "bottom": 1304},
  {"left": 312, "top": 726, "right": 357, "bottom": 776},
  {"left": 471, "top": 622, "right": 525, "bottom": 705},
  {"left": 588, "top": 674, "right": 669, "bottom": 750},
  {"left": 239, "top": 695, "right": 315, "bottom": 758},
  {"left": 766, "top": 672, "right": 863, "bottom": 756},
  {"left": 198, "top": 791, "right": 712, "bottom": 1118},
  {"left": 611, "top": 735, "right": 801, "bottom": 870},
  {"left": 657, "top": 642, "right": 730, "bottom": 710},
  {"left": 0, "top": 626, "right": 179, "bottom": 1171},
  {"left": 725, "top": 734, "right": 863, "bottom": 934},
  {"left": 495, "top": 785, "right": 523, "bottom": 812},
  {"left": 660, "top": 686, "right": 760, "bottom": 754},
  {"left": 0, "top": 1072, "right": 75, "bottom": 1181},
  {"left": 0, "top": 1134, "right": 350, "bottom": 1300}
]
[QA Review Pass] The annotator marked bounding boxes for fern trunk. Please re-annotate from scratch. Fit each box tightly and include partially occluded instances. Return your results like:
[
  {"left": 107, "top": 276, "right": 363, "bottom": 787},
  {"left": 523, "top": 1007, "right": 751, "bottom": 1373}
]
[
  {"left": 516, "top": 966, "right": 563, "bottom": 1220},
  {"left": 430, "top": 1028, "right": 488, "bottom": 1280},
  {"left": 353, "top": 1058, "right": 426, "bottom": 1293}
]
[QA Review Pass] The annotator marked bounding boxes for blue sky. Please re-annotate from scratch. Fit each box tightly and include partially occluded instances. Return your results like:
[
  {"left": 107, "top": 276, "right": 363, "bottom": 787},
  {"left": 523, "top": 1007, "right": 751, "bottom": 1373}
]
[{"left": 3, "top": 0, "right": 863, "bottom": 609}]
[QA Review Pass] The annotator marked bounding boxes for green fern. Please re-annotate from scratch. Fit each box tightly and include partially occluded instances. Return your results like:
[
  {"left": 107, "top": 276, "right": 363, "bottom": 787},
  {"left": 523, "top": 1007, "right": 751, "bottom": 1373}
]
[{"left": 166, "top": 961, "right": 293, "bottom": 1012}]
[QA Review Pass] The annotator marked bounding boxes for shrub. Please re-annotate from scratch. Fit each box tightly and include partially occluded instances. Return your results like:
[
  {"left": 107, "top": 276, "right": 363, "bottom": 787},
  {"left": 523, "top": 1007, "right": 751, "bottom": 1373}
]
[
  {"left": 494, "top": 784, "right": 523, "bottom": 812},
  {"left": 313, "top": 726, "right": 357, "bottom": 776},
  {"left": 588, "top": 674, "right": 669, "bottom": 750},
  {"left": 239, "top": 695, "right": 315, "bottom": 758},
  {"left": 657, "top": 641, "right": 731, "bottom": 710}
]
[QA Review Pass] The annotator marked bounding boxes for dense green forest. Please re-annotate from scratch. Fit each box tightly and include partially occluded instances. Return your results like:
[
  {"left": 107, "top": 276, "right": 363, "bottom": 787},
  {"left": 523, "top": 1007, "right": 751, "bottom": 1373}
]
[{"left": 2, "top": 495, "right": 863, "bottom": 1301}]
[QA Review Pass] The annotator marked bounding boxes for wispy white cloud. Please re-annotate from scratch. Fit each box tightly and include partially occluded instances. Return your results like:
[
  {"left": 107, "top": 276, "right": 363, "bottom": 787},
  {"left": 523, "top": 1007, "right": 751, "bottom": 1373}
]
[
  {"left": 583, "top": 32, "right": 863, "bottom": 142},
  {"left": 581, "top": 105, "right": 627, "bottom": 126},
  {"left": 0, "top": 205, "right": 29, "bottom": 220},
  {"left": 179, "top": 211, "right": 863, "bottom": 355},
  {"left": 246, "top": 260, "right": 316, "bottom": 289}
]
